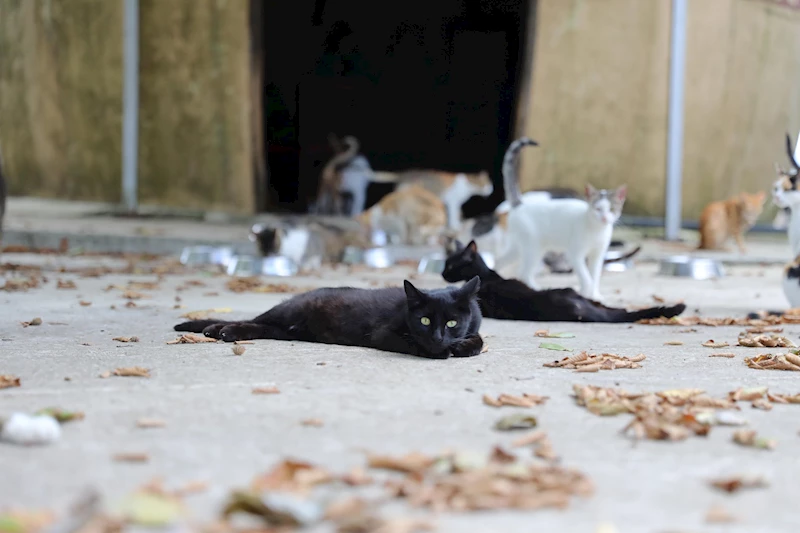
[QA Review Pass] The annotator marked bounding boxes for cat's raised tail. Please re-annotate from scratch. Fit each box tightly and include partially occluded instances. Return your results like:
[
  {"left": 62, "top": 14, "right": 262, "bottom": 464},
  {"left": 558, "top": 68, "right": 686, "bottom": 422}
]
[
  {"left": 502, "top": 137, "right": 539, "bottom": 208},
  {"left": 786, "top": 132, "right": 800, "bottom": 171}
]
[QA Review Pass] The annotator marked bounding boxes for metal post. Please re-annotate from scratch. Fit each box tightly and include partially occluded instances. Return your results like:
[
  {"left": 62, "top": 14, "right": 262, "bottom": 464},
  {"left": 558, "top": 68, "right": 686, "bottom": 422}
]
[
  {"left": 664, "top": 0, "right": 687, "bottom": 241},
  {"left": 122, "top": 0, "right": 139, "bottom": 213}
]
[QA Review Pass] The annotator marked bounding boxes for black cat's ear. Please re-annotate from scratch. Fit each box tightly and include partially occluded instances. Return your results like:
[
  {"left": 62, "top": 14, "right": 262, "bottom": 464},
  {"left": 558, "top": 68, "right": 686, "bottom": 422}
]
[
  {"left": 404, "top": 280, "right": 426, "bottom": 307},
  {"left": 466, "top": 240, "right": 478, "bottom": 254},
  {"left": 458, "top": 276, "right": 481, "bottom": 299}
]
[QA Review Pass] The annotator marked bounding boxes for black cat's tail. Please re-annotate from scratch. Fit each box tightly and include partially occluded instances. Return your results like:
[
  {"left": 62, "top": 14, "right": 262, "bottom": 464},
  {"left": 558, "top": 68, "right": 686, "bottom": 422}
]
[
  {"left": 620, "top": 303, "right": 687, "bottom": 322},
  {"left": 502, "top": 137, "right": 538, "bottom": 208},
  {"left": 174, "top": 319, "right": 234, "bottom": 333},
  {"left": 603, "top": 245, "right": 641, "bottom": 265}
]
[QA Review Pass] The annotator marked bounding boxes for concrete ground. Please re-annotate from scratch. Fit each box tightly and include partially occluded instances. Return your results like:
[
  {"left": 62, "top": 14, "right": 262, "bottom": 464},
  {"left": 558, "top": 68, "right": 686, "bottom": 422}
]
[
  {"left": 2, "top": 195, "right": 800, "bottom": 532},
  {"left": 2, "top": 233, "right": 799, "bottom": 533}
]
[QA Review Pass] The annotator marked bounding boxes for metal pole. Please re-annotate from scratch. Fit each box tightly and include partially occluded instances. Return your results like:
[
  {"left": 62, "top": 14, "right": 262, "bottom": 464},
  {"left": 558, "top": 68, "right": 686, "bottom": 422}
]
[
  {"left": 664, "top": 0, "right": 687, "bottom": 241},
  {"left": 122, "top": 0, "right": 139, "bottom": 213}
]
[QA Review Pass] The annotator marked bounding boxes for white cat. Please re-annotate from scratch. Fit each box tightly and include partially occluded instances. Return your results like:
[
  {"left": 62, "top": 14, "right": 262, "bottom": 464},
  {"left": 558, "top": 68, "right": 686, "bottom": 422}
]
[{"left": 497, "top": 137, "right": 626, "bottom": 300}]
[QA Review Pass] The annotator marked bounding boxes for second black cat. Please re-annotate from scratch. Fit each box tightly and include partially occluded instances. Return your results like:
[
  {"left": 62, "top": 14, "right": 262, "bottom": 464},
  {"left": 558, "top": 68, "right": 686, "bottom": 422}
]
[
  {"left": 442, "top": 240, "right": 686, "bottom": 323},
  {"left": 174, "top": 277, "right": 484, "bottom": 359}
]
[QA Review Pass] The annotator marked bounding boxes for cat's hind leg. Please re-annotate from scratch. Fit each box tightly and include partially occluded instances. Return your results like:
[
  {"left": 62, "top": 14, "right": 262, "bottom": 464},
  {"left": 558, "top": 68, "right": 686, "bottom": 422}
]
[
  {"left": 174, "top": 319, "right": 232, "bottom": 333},
  {"left": 569, "top": 251, "right": 595, "bottom": 298},
  {"left": 519, "top": 245, "right": 545, "bottom": 289},
  {"left": 586, "top": 249, "right": 606, "bottom": 301}
]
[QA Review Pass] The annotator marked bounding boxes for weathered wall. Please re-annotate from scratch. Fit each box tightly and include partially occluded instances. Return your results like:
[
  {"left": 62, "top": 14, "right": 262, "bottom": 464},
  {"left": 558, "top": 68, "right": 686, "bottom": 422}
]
[
  {"left": 517, "top": 0, "right": 800, "bottom": 219},
  {"left": 0, "top": 0, "right": 123, "bottom": 200},
  {"left": 138, "top": 0, "right": 252, "bottom": 212},
  {"left": 0, "top": 0, "right": 253, "bottom": 213}
]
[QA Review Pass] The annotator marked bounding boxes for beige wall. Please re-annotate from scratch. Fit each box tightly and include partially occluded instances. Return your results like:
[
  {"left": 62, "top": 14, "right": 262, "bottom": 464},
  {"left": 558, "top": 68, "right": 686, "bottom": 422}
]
[
  {"left": 0, "top": 0, "right": 254, "bottom": 213},
  {"left": 517, "top": 0, "right": 800, "bottom": 219}
]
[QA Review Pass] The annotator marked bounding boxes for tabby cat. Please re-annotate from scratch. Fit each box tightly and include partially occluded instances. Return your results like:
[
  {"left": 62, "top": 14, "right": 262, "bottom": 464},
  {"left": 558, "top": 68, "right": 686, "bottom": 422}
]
[
  {"left": 315, "top": 135, "right": 373, "bottom": 216},
  {"left": 443, "top": 240, "right": 686, "bottom": 323},
  {"left": 174, "top": 277, "right": 484, "bottom": 359},
  {"left": 697, "top": 191, "right": 766, "bottom": 252},
  {"left": 356, "top": 184, "right": 447, "bottom": 245}
]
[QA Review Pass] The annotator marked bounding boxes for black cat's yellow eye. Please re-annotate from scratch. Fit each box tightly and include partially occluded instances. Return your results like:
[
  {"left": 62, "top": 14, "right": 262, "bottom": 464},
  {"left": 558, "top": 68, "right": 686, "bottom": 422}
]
[
  {"left": 420, "top": 317, "right": 431, "bottom": 326},
  {"left": 446, "top": 320, "right": 457, "bottom": 328}
]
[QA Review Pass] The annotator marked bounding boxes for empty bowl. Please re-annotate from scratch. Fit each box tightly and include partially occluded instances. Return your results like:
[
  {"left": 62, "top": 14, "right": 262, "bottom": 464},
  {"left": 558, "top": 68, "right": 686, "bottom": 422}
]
[
  {"left": 226, "top": 255, "right": 261, "bottom": 276},
  {"left": 180, "top": 246, "right": 234, "bottom": 267},
  {"left": 603, "top": 249, "right": 635, "bottom": 272},
  {"left": 658, "top": 256, "right": 725, "bottom": 279},
  {"left": 262, "top": 255, "right": 299, "bottom": 276},
  {"left": 364, "top": 248, "right": 394, "bottom": 268},
  {"left": 418, "top": 253, "right": 447, "bottom": 274}
]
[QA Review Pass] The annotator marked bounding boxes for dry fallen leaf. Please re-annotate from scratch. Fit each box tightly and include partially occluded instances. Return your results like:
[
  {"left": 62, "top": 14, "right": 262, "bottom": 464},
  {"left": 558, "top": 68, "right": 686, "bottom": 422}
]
[
  {"left": 728, "top": 387, "right": 768, "bottom": 402},
  {"left": 301, "top": 418, "right": 324, "bottom": 427},
  {"left": 105, "top": 367, "right": 151, "bottom": 378},
  {"left": 57, "top": 279, "right": 77, "bottom": 289},
  {"left": 179, "top": 308, "right": 233, "bottom": 320},
  {"left": 0, "top": 374, "right": 21, "bottom": 389},
  {"left": 709, "top": 353, "right": 735, "bottom": 358},
  {"left": 663, "top": 340, "right": 683, "bottom": 346},
  {"left": 705, "top": 504, "right": 737, "bottom": 524},
  {"left": 113, "top": 336, "right": 139, "bottom": 343},
  {"left": 121, "top": 290, "right": 146, "bottom": 300},
  {"left": 137, "top": 418, "right": 166, "bottom": 428},
  {"left": 744, "top": 353, "right": 800, "bottom": 371},
  {"left": 483, "top": 393, "right": 549, "bottom": 408},
  {"left": 702, "top": 340, "right": 729, "bottom": 348},
  {"left": 534, "top": 330, "right": 575, "bottom": 338},
  {"left": 232, "top": 345, "right": 246, "bottom": 356},
  {"left": 339, "top": 467, "right": 373, "bottom": 487},
  {"left": 544, "top": 352, "right": 645, "bottom": 371},
  {"left": 21, "top": 317, "right": 42, "bottom": 327},
  {"left": 512, "top": 430, "right": 547, "bottom": 447},
  {"left": 367, "top": 452, "right": 435, "bottom": 473},
  {"left": 252, "top": 386, "right": 280, "bottom": 394},
  {"left": 113, "top": 452, "right": 150, "bottom": 463},
  {"left": 79, "top": 301, "right": 92, "bottom": 307},
  {"left": 737, "top": 332, "right": 796, "bottom": 348},
  {"left": 494, "top": 413, "right": 538, "bottom": 431},
  {"left": 751, "top": 398, "right": 773, "bottom": 411},
  {"left": 250, "top": 459, "right": 334, "bottom": 494},
  {"left": 710, "top": 475, "right": 768, "bottom": 493},
  {"left": 166, "top": 334, "right": 217, "bottom": 344},
  {"left": 732, "top": 429, "right": 776, "bottom": 450}
]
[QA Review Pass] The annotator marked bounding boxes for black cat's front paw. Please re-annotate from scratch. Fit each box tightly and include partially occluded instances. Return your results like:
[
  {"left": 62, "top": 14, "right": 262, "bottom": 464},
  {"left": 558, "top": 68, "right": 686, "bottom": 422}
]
[
  {"left": 449, "top": 335, "right": 484, "bottom": 358},
  {"left": 202, "top": 323, "right": 227, "bottom": 339},
  {"left": 217, "top": 323, "right": 261, "bottom": 343}
]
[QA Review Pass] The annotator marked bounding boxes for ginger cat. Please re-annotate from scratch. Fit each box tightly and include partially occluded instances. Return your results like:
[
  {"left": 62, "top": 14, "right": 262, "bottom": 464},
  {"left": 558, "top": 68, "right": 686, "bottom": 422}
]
[
  {"left": 698, "top": 191, "right": 766, "bottom": 252},
  {"left": 371, "top": 170, "right": 493, "bottom": 229},
  {"left": 357, "top": 184, "right": 447, "bottom": 245}
]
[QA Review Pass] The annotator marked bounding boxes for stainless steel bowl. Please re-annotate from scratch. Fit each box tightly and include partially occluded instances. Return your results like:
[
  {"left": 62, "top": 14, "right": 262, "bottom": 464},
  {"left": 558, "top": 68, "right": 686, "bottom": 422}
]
[
  {"left": 180, "top": 246, "right": 235, "bottom": 267},
  {"left": 342, "top": 246, "right": 365, "bottom": 265},
  {"left": 226, "top": 255, "right": 262, "bottom": 276},
  {"left": 261, "top": 255, "right": 299, "bottom": 276},
  {"left": 418, "top": 253, "right": 447, "bottom": 274},
  {"left": 658, "top": 256, "right": 725, "bottom": 279},
  {"left": 363, "top": 247, "right": 394, "bottom": 268}
]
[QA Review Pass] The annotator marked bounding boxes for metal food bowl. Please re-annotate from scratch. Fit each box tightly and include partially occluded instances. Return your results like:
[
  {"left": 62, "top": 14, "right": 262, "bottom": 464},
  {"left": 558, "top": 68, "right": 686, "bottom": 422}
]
[
  {"left": 342, "top": 246, "right": 365, "bottom": 265},
  {"left": 603, "top": 249, "right": 634, "bottom": 272},
  {"left": 180, "top": 246, "right": 234, "bottom": 267},
  {"left": 363, "top": 247, "right": 394, "bottom": 268},
  {"left": 658, "top": 256, "right": 725, "bottom": 279},
  {"left": 226, "top": 254, "right": 299, "bottom": 277}
]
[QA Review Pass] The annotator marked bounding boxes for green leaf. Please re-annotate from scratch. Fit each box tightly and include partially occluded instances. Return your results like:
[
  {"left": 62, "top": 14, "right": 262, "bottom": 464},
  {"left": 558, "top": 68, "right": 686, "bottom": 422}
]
[
  {"left": 494, "top": 413, "right": 538, "bottom": 431},
  {"left": 34, "top": 408, "right": 84, "bottom": 424},
  {"left": 116, "top": 492, "right": 183, "bottom": 527},
  {"left": 539, "top": 342, "right": 571, "bottom": 351}
]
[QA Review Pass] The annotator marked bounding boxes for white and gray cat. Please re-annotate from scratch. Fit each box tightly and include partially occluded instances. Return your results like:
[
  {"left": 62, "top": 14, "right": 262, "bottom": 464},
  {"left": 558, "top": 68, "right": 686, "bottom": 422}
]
[{"left": 497, "top": 137, "right": 627, "bottom": 300}]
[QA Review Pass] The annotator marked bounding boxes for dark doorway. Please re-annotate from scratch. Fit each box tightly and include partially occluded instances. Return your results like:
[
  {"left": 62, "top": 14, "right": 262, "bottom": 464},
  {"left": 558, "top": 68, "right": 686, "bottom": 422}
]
[{"left": 257, "top": 0, "right": 532, "bottom": 216}]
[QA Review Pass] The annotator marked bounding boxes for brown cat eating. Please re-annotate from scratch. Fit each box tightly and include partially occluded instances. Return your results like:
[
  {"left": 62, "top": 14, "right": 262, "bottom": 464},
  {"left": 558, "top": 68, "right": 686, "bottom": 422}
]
[{"left": 698, "top": 191, "right": 766, "bottom": 252}]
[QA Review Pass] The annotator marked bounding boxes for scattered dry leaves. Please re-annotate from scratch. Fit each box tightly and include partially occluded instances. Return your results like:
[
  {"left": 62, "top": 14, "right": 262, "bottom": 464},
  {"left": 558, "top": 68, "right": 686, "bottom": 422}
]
[
  {"left": 252, "top": 386, "right": 280, "bottom": 394},
  {"left": 250, "top": 459, "right": 334, "bottom": 494},
  {"left": 737, "top": 332, "right": 796, "bottom": 348},
  {"left": 744, "top": 353, "right": 800, "bottom": 371},
  {"left": 710, "top": 475, "right": 768, "bottom": 493},
  {"left": 639, "top": 311, "right": 800, "bottom": 327},
  {"left": 166, "top": 334, "right": 217, "bottom": 344},
  {"left": 21, "top": 317, "right": 42, "bottom": 327},
  {"left": 702, "top": 340, "right": 729, "bottom": 348},
  {"left": 367, "top": 452, "right": 434, "bottom": 474},
  {"left": 732, "top": 429, "right": 776, "bottom": 450},
  {"left": 0, "top": 374, "right": 21, "bottom": 389},
  {"left": 482, "top": 393, "right": 549, "bottom": 408},
  {"left": 113, "top": 452, "right": 150, "bottom": 463},
  {"left": 136, "top": 418, "right": 166, "bottom": 428},
  {"left": 113, "top": 336, "right": 139, "bottom": 343},
  {"left": 226, "top": 277, "right": 302, "bottom": 293},
  {"left": 179, "top": 308, "right": 233, "bottom": 320},
  {"left": 57, "top": 279, "right": 77, "bottom": 289},
  {"left": 543, "top": 352, "right": 645, "bottom": 372}
]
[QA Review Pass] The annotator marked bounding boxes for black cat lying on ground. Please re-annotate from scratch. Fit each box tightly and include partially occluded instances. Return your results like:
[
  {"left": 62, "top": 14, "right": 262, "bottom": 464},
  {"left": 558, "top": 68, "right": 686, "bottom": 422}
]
[
  {"left": 442, "top": 240, "right": 686, "bottom": 323},
  {"left": 174, "top": 277, "right": 484, "bottom": 359}
]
